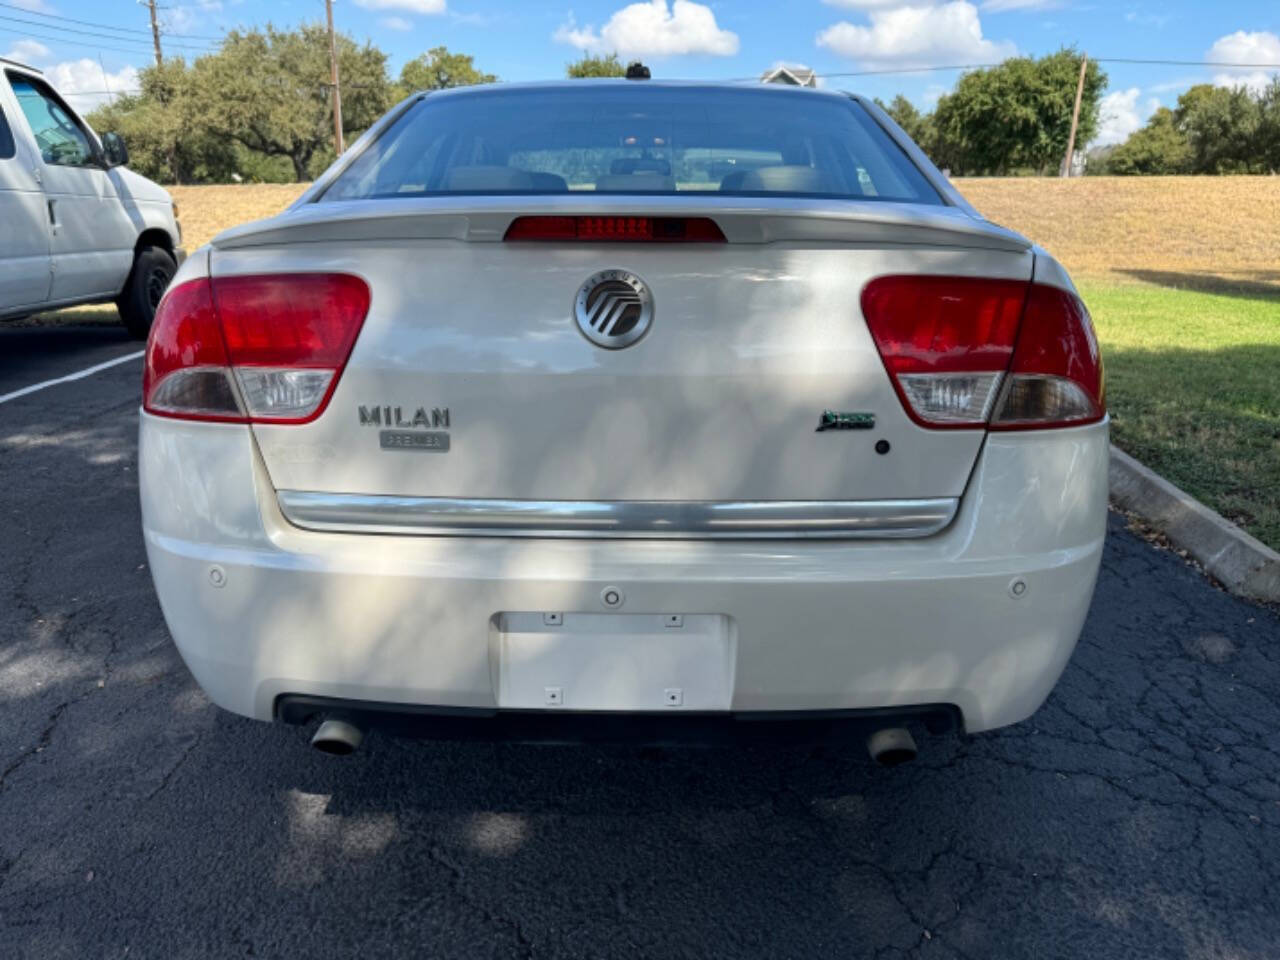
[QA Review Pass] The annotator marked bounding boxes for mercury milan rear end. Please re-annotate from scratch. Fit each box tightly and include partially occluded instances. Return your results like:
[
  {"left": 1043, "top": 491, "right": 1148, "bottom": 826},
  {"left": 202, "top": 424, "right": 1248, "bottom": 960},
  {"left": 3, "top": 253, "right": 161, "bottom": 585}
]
[{"left": 139, "top": 81, "right": 1107, "bottom": 757}]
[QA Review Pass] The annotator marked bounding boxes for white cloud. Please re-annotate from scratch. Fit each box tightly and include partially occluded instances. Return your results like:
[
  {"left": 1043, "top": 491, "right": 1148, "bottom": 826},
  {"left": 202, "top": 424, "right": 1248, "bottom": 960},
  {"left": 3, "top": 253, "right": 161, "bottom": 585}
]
[
  {"left": 45, "top": 60, "right": 142, "bottom": 110},
  {"left": 554, "top": 0, "right": 739, "bottom": 57},
  {"left": 8, "top": 0, "right": 56, "bottom": 12},
  {"left": 1093, "top": 87, "right": 1159, "bottom": 146},
  {"left": 1207, "top": 30, "right": 1280, "bottom": 95},
  {"left": 379, "top": 16, "right": 414, "bottom": 31},
  {"left": 2, "top": 39, "right": 51, "bottom": 64},
  {"left": 162, "top": 1, "right": 224, "bottom": 37},
  {"left": 2, "top": 41, "right": 142, "bottom": 109},
  {"left": 922, "top": 82, "right": 948, "bottom": 107},
  {"left": 1123, "top": 10, "right": 1171, "bottom": 28},
  {"left": 1212, "top": 70, "right": 1274, "bottom": 94},
  {"left": 353, "top": 0, "right": 445, "bottom": 13},
  {"left": 817, "top": 2, "right": 1015, "bottom": 68},
  {"left": 981, "top": 0, "right": 1059, "bottom": 9},
  {"left": 821, "top": 0, "right": 908, "bottom": 8}
]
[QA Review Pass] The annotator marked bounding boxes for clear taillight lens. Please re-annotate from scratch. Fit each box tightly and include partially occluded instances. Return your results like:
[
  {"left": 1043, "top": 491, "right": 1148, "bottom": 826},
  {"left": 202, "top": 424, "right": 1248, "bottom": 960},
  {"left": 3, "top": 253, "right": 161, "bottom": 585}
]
[
  {"left": 143, "top": 273, "right": 370, "bottom": 424},
  {"left": 897, "top": 372, "right": 1005, "bottom": 423},
  {"left": 862, "top": 275, "right": 1104, "bottom": 431}
]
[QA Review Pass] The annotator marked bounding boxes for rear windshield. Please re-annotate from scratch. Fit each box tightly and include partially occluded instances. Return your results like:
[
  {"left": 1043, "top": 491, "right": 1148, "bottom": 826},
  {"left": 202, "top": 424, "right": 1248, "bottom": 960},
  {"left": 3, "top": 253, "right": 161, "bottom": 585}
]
[{"left": 322, "top": 85, "right": 942, "bottom": 205}]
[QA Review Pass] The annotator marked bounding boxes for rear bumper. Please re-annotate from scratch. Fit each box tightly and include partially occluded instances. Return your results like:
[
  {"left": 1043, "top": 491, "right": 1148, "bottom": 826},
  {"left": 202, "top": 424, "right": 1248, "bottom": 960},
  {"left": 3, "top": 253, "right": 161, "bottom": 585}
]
[
  {"left": 276, "top": 695, "right": 962, "bottom": 745},
  {"left": 140, "top": 414, "right": 1108, "bottom": 734}
]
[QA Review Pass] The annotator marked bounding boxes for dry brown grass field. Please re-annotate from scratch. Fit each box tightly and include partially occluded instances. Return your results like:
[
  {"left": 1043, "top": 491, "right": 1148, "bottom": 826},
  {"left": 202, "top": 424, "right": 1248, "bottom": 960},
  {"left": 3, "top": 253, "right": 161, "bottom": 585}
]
[
  {"left": 956, "top": 176, "right": 1280, "bottom": 292},
  {"left": 170, "top": 183, "right": 308, "bottom": 252}
]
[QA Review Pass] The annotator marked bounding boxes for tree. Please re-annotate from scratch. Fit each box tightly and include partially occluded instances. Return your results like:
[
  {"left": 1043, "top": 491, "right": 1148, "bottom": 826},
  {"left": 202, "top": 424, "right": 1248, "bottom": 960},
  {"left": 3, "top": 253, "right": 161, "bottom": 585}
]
[
  {"left": 189, "top": 24, "right": 392, "bottom": 181},
  {"left": 398, "top": 46, "right": 495, "bottom": 97},
  {"left": 566, "top": 53, "right": 625, "bottom": 78},
  {"left": 87, "top": 59, "right": 238, "bottom": 184},
  {"left": 1174, "top": 83, "right": 1261, "bottom": 174},
  {"left": 875, "top": 95, "right": 935, "bottom": 153},
  {"left": 1258, "top": 78, "right": 1280, "bottom": 174},
  {"left": 931, "top": 49, "right": 1106, "bottom": 175},
  {"left": 1102, "top": 108, "right": 1192, "bottom": 175}
]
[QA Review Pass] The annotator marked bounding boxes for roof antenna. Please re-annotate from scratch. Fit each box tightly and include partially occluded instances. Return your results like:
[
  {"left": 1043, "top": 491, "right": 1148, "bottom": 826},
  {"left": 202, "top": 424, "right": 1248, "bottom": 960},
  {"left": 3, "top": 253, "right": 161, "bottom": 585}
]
[{"left": 625, "top": 61, "right": 651, "bottom": 80}]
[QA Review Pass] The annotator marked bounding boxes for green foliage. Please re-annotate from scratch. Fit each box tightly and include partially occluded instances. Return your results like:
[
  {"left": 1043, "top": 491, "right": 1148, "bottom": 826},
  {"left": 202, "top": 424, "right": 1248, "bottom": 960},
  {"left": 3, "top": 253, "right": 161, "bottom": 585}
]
[
  {"left": 1102, "top": 108, "right": 1192, "bottom": 175},
  {"left": 398, "top": 46, "right": 496, "bottom": 98},
  {"left": 86, "top": 59, "right": 235, "bottom": 184},
  {"left": 1176, "top": 84, "right": 1261, "bottom": 173},
  {"left": 1103, "top": 79, "right": 1280, "bottom": 176},
  {"left": 875, "top": 95, "right": 935, "bottom": 151},
  {"left": 1081, "top": 278, "right": 1280, "bottom": 548},
  {"left": 1258, "top": 78, "right": 1280, "bottom": 173},
  {"left": 189, "top": 24, "right": 392, "bottom": 182},
  {"left": 566, "top": 53, "right": 625, "bottom": 78},
  {"left": 87, "top": 25, "right": 392, "bottom": 183},
  {"left": 931, "top": 49, "right": 1106, "bottom": 175}
]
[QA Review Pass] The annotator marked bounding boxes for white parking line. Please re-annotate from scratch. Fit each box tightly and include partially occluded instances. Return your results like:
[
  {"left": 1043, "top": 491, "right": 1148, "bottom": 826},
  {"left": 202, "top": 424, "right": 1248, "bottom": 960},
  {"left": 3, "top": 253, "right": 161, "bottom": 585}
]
[{"left": 0, "top": 350, "right": 145, "bottom": 406}]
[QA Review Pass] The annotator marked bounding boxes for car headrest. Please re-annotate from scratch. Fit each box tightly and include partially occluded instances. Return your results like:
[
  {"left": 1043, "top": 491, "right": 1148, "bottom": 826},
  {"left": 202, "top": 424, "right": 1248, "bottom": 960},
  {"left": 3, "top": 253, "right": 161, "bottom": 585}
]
[
  {"left": 524, "top": 171, "right": 568, "bottom": 192},
  {"left": 610, "top": 158, "right": 672, "bottom": 176},
  {"left": 442, "top": 166, "right": 535, "bottom": 191},
  {"left": 736, "top": 166, "right": 831, "bottom": 193},
  {"left": 595, "top": 173, "right": 676, "bottom": 192}
]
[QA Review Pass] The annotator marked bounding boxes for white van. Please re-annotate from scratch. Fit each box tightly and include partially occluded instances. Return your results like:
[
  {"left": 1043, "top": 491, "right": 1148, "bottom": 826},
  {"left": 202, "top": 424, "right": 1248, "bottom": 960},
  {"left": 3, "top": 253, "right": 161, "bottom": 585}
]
[{"left": 0, "top": 56, "right": 183, "bottom": 337}]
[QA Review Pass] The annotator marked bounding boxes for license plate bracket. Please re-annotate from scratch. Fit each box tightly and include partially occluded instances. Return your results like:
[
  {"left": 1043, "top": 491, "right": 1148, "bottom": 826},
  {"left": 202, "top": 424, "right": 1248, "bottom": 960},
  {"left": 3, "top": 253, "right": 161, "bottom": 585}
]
[{"left": 494, "top": 612, "right": 734, "bottom": 711}]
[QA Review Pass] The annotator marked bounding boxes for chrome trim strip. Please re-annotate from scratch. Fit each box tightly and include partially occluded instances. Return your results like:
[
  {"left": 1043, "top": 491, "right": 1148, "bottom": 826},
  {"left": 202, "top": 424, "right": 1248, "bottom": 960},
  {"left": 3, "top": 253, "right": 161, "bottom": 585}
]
[{"left": 276, "top": 492, "right": 959, "bottom": 540}]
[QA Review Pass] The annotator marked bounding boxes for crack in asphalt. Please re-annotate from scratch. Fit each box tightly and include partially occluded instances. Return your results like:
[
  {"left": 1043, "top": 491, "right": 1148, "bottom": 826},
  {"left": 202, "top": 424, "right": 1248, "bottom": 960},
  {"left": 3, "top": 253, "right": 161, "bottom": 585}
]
[{"left": 428, "top": 844, "right": 537, "bottom": 958}]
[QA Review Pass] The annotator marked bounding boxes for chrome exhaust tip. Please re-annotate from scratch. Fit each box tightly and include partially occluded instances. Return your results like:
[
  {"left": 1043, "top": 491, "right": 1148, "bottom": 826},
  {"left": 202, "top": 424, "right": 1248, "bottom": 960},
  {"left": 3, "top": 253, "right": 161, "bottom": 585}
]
[
  {"left": 310, "top": 718, "right": 364, "bottom": 756},
  {"left": 866, "top": 727, "right": 917, "bottom": 766}
]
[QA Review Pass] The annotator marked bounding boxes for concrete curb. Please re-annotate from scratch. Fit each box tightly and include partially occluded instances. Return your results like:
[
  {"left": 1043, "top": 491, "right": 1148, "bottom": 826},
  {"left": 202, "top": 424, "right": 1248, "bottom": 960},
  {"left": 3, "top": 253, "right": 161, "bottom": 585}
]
[{"left": 1109, "top": 445, "right": 1280, "bottom": 605}]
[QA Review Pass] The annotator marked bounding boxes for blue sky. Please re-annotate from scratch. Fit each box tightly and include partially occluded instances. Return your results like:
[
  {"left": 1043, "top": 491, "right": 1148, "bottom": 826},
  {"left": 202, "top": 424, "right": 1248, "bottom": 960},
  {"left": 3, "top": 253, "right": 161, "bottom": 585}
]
[{"left": 3, "top": 0, "right": 1278, "bottom": 146}]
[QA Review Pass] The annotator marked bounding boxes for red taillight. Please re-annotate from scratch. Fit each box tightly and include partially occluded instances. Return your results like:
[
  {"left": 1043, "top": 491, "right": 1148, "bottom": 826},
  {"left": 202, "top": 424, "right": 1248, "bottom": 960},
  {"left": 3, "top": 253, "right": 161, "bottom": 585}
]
[
  {"left": 143, "top": 273, "right": 370, "bottom": 424},
  {"left": 988, "top": 284, "right": 1105, "bottom": 430},
  {"left": 504, "top": 216, "right": 726, "bottom": 243},
  {"left": 862, "top": 276, "right": 1027, "bottom": 428},
  {"left": 862, "top": 275, "right": 1104, "bottom": 430}
]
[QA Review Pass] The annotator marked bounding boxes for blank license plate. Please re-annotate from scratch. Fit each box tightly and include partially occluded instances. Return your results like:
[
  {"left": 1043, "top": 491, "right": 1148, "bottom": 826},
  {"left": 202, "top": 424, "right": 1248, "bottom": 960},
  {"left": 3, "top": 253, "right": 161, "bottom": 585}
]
[{"left": 494, "top": 613, "right": 734, "bottom": 711}]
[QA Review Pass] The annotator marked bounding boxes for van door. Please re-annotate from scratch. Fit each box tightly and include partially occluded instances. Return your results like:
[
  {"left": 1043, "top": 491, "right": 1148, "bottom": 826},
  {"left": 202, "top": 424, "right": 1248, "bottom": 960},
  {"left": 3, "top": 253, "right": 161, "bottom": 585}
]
[
  {"left": 0, "top": 97, "right": 52, "bottom": 311},
  {"left": 6, "top": 73, "right": 135, "bottom": 303}
]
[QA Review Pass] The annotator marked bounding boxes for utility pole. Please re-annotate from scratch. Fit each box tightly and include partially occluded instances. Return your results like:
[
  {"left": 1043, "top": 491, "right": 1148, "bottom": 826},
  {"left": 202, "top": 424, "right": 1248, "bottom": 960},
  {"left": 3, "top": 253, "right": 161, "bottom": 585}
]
[
  {"left": 139, "top": 0, "right": 180, "bottom": 183},
  {"left": 1060, "top": 53, "right": 1087, "bottom": 178},
  {"left": 144, "top": 0, "right": 162, "bottom": 67},
  {"left": 325, "top": 0, "right": 345, "bottom": 155}
]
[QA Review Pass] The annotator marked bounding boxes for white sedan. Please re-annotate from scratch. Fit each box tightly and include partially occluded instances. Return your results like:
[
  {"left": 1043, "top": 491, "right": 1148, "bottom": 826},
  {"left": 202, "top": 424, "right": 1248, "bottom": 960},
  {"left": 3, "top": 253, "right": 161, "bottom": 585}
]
[{"left": 139, "top": 78, "right": 1107, "bottom": 762}]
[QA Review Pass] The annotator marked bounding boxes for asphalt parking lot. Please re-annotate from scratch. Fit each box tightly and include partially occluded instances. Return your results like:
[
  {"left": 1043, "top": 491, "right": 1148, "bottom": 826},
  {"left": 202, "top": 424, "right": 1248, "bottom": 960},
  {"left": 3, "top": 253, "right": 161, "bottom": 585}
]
[{"left": 3, "top": 322, "right": 1279, "bottom": 960}]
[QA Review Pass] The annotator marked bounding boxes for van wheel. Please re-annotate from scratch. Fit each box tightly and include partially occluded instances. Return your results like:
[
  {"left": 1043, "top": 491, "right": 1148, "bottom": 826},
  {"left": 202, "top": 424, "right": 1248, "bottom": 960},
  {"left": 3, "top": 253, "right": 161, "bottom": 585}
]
[{"left": 117, "top": 246, "right": 177, "bottom": 339}]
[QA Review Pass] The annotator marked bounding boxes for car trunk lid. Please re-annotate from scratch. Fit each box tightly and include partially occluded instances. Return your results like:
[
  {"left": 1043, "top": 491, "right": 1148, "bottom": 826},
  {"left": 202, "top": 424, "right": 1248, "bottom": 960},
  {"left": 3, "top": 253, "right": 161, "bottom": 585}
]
[{"left": 212, "top": 201, "right": 1033, "bottom": 513}]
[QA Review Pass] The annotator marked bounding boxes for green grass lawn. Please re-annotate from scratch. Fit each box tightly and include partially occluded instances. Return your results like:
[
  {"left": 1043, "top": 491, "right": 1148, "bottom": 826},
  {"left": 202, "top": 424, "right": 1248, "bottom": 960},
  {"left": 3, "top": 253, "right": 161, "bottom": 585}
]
[{"left": 1077, "top": 276, "right": 1280, "bottom": 550}]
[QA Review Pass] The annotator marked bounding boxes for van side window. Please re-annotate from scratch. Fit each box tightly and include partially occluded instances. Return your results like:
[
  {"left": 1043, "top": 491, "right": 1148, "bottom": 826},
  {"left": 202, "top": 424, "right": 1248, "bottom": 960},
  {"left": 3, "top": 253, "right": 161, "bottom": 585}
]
[
  {"left": 0, "top": 106, "right": 15, "bottom": 160},
  {"left": 8, "top": 75, "right": 96, "bottom": 168}
]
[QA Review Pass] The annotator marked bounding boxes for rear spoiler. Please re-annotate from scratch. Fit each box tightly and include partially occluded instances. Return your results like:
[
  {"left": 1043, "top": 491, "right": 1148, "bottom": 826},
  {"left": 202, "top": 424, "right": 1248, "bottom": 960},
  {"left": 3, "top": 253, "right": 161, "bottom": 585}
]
[{"left": 211, "top": 196, "right": 1032, "bottom": 254}]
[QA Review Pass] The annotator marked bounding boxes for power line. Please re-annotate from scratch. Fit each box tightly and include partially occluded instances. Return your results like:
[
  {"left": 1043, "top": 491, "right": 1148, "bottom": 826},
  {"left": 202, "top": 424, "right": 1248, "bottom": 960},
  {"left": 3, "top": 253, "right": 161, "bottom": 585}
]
[
  {"left": 754, "top": 57, "right": 1280, "bottom": 82},
  {"left": 0, "top": 13, "right": 215, "bottom": 52},
  {"left": 1093, "top": 57, "right": 1280, "bottom": 69},
  {"left": 0, "top": 25, "right": 199, "bottom": 57},
  {"left": 0, "top": 0, "right": 222, "bottom": 40}
]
